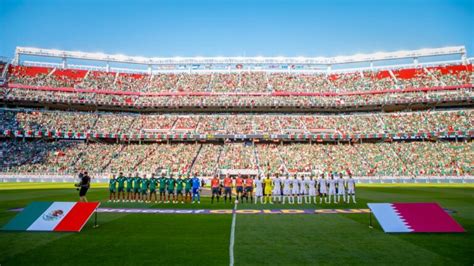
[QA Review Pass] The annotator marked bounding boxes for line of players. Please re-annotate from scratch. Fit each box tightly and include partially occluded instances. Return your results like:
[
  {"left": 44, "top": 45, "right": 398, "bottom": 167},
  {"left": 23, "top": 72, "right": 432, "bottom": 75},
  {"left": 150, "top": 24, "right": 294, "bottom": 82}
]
[
  {"left": 108, "top": 171, "right": 357, "bottom": 204},
  {"left": 211, "top": 172, "right": 356, "bottom": 204},
  {"left": 108, "top": 172, "right": 203, "bottom": 204}
]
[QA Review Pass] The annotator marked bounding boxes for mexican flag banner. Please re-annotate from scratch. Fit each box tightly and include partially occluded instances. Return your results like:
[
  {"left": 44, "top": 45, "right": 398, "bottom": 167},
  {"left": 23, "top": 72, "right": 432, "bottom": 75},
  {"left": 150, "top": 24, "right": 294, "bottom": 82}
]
[{"left": 2, "top": 202, "right": 99, "bottom": 232}]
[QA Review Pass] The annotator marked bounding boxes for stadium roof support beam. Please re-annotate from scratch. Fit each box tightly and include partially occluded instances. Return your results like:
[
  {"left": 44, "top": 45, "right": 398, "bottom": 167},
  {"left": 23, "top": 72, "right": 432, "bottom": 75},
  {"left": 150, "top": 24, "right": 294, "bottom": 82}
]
[{"left": 14, "top": 46, "right": 467, "bottom": 66}]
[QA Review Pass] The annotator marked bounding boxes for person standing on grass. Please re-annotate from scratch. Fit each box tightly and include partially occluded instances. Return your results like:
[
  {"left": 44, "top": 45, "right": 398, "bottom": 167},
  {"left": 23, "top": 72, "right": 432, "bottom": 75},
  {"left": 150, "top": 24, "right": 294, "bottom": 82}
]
[
  {"left": 133, "top": 173, "right": 141, "bottom": 203},
  {"left": 108, "top": 174, "right": 117, "bottom": 202},
  {"left": 191, "top": 174, "right": 201, "bottom": 204},
  {"left": 126, "top": 172, "right": 133, "bottom": 202},
  {"left": 149, "top": 173, "right": 158, "bottom": 203},
  {"left": 211, "top": 174, "right": 220, "bottom": 204},
  {"left": 304, "top": 175, "right": 313, "bottom": 204},
  {"left": 176, "top": 174, "right": 185, "bottom": 204},
  {"left": 263, "top": 174, "right": 273, "bottom": 204},
  {"left": 235, "top": 174, "right": 244, "bottom": 202},
  {"left": 158, "top": 173, "right": 167, "bottom": 203},
  {"left": 318, "top": 173, "right": 328, "bottom": 204},
  {"left": 308, "top": 175, "right": 317, "bottom": 204},
  {"left": 272, "top": 173, "right": 282, "bottom": 203},
  {"left": 184, "top": 175, "right": 193, "bottom": 203},
  {"left": 254, "top": 175, "right": 263, "bottom": 204},
  {"left": 78, "top": 171, "right": 90, "bottom": 202},
  {"left": 292, "top": 175, "right": 300, "bottom": 204},
  {"left": 117, "top": 172, "right": 126, "bottom": 202},
  {"left": 346, "top": 173, "right": 357, "bottom": 203},
  {"left": 337, "top": 173, "right": 346, "bottom": 203},
  {"left": 141, "top": 174, "right": 149, "bottom": 203},
  {"left": 244, "top": 175, "right": 254, "bottom": 203},
  {"left": 299, "top": 175, "right": 307, "bottom": 204},
  {"left": 223, "top": 174, "right": 233, "bottom": 204},
  {"left": 328, "top": 173, "right": 337, "bottom": 204},
  {"left": 167, "top": 174, "right": 176, "bottom": 203},
  {"left": 282, "top": 174, "right": 292, "bottom": 204}
]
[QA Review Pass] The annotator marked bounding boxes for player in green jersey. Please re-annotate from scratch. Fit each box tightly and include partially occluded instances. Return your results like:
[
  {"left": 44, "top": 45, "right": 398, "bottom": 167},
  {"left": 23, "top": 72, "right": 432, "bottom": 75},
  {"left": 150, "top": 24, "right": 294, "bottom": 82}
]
[
  {"left": 117, "top": 172, "right": 126, "bottom": 202},
  {"left": 167, "top": 173, "right": 176, "bottom": 203},
  {"left": 133, "top": 173, "right": 141, "bottom": 202},
  {"left": 126, "top": 172, "right": 133, "bottom": 202},
  {"left": 184, "top": 174, "right": 193, "bottom": 203},
  {"left": 176, "top": 174, "right": 185, "bottom": 204},
  {"left": 108, "top": 174, "right": 117, "bottom": 202},
  {"left": 141, "top": 174, "right": 149, "bottom": 203},
  {"left": 149, "top": 173, "right": 158, "bottom": 203},
  {"left": 158, "top": 173, "right": 167, "bottom": 203}
]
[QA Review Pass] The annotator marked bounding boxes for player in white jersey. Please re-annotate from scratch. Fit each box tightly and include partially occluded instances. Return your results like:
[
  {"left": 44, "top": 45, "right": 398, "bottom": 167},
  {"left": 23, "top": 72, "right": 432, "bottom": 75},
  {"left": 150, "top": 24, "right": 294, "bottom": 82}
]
[
  {"left": 282, "top": 174, "right": 293, "bottom": 204},
  {"left": 292, "top": 175, "right": 300, "bottom": 204},
  {"left": 346, "top": 173, "right": 357, "bottom": 203},
  {"left": 308, "top": 175, "right": 317, "bottom": 204},
  {"left": 328, "top": 173, "right": 337, "bottom": 203},
  {"left": 302, "top": 176, "right": 312, "bottom": 204},
  {"left": 337, "top": 173, "right": 346, "bottom": 203},
  {"left": 298, "top": 175, "right": 307, "bottom": 204},
  {"left": 254, "top": 175, "right": 264, "bottom": 204},
  {"left": 318, "top": 173, "right": 328, "bottom": 204},
  {"left": 272, "top": 173, "right": 282, "bottom": 203}
]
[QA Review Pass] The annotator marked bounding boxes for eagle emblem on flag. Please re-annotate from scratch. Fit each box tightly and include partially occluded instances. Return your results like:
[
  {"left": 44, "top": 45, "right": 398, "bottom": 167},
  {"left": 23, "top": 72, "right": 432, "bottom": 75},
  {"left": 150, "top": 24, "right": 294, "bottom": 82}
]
[{"left": 42, "top": 210, "right": 64, "bottom": 221}]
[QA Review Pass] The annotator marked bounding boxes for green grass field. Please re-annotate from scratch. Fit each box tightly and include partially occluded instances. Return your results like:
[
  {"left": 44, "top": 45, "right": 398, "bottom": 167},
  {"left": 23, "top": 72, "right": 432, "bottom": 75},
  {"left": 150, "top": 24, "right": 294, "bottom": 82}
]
[{"left": 0, "top": 183, "right": 473, "bottom": 265}]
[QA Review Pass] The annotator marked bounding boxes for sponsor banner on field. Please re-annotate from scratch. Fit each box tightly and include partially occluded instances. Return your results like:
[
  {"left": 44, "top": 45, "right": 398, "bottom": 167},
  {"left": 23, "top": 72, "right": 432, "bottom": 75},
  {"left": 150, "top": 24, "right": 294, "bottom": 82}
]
[{"left": 94, "top": 208, "right": 371, "bottom": 214}]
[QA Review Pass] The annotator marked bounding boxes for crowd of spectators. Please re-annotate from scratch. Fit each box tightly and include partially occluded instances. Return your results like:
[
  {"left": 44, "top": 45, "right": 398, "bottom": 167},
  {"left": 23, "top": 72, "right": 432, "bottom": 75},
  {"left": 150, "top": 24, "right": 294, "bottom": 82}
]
[
  {"left": 218, "top": 143, "right": 257, "bottom": 170},
  {"left": 256, "top": 144, "right": 285, "bottom": 174},
  {"left": 6, "top": 64, "right": 471, "bottom": 95},
  {"left": 191, "top": 144, "right": 222, "bottom": 176},
  {"left": 2, "top": 63, "right": 472, "bottom": 179},
  {"left": 136, "top": 143, "right": 199, "bottom": 174},
  {"left": 14, "top": 110, "right": 98, "bottom": 132},
  {"left": 104, "top": 144, "right": 154, "bottom": 174},
  {"left": 1, "top": 109, "right": 472, "bottom": 135},
  {"left": 3, "top": 87, "right": 471, "bottom": 108},
  {"left": 0, "top": 140, "right": 75, "bottom": 173},
  {"left": 0, "top": 62, "right": 5, "bottom": 74},
  {"left": 1, "top": 140, "right": 471, "bottom": 177}
]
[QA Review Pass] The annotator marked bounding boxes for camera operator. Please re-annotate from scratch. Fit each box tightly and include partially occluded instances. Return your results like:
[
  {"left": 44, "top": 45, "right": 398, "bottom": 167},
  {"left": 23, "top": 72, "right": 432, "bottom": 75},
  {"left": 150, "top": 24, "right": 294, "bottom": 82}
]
[{"left": 77, "top": 171, "right": 91, "bottom": 202}]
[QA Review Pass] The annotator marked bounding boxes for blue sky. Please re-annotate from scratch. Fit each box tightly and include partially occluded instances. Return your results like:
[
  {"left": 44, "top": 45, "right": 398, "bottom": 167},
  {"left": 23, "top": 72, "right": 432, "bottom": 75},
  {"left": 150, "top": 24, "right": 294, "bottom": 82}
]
[{"left": 0, "top": 0, "right": 472, "bottom": 59}]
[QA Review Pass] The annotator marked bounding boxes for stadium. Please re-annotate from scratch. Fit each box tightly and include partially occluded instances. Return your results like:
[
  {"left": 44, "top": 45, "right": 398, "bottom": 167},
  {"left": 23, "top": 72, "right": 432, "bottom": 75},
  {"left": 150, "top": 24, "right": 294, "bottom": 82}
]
[{"left": 1, "top": 1, "right": 473, "bottom": 265}]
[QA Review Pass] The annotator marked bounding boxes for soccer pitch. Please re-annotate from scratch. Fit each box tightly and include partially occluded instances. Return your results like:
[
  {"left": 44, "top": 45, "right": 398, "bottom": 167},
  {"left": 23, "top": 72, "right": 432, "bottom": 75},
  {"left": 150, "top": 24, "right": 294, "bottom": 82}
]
[{"left": 0, "top": 184, "right": 473, "bottom": 265}]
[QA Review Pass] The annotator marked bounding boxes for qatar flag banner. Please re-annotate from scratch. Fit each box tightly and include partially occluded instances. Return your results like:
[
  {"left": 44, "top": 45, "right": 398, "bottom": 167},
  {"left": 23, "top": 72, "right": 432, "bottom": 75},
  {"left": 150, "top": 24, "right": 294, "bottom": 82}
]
[{"left": 368, "top": 203, "right": 465, "bottom": 233}]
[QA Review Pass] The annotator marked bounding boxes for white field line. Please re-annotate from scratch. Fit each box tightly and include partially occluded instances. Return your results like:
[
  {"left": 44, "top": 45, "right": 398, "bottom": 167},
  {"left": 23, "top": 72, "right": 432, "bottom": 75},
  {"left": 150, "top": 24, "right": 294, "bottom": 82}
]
[{"left": 229, "top": 203, "right": 237, "bottom": 266}]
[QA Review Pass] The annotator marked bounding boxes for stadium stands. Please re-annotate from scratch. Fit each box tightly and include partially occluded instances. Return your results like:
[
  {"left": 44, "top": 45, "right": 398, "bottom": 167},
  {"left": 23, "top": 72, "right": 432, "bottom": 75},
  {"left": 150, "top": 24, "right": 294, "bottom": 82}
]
[
  {"left": 2, "top": 63, "right": 472, "bottom": 110},
  {"left": 6, "top": 64, "right": 471, "bottom": 93},
  {"left": 1, "top": 109, "right": 471, "bottom": 135},
  {"left": 1, "top": 140, "right": 471, "bottom": 177},
  {"left": 1, "top": 48, "right": 472, "bottom": 180}
]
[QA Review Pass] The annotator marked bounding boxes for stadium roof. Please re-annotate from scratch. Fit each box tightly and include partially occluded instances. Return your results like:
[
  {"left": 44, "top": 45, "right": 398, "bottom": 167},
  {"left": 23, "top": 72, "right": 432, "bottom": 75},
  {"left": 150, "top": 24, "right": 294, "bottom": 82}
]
[{"left": 15, "top": 46, "right": 467, "bottom": 66}]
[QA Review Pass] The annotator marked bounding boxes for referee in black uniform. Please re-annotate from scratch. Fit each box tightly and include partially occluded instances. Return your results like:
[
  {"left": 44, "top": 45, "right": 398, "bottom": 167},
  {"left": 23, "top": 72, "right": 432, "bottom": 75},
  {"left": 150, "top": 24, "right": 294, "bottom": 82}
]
[{"left": 78, "top": 171, "right": 91, "bottom": 202}]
